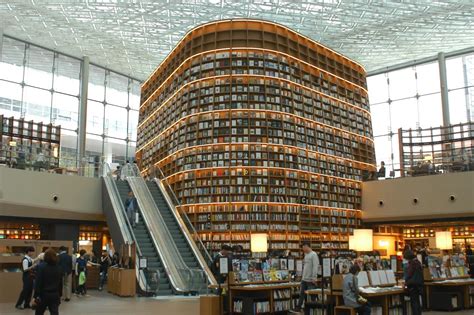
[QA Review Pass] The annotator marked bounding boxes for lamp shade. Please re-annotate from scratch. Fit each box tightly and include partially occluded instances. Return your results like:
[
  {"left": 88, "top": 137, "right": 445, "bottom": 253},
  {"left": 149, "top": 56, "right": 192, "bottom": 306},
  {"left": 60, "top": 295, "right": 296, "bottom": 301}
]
[
  {"left": 435, "top": 231, "right": 453, "bottom": 250},
  {"left": 353, "top": 229, "right": 373, "bottom": 252},
  {"left": 349, "top": 235, "right": 356, "bottom": 250},
  {"left": 251, "top": 233, "right": 268, "bottom": 253}
]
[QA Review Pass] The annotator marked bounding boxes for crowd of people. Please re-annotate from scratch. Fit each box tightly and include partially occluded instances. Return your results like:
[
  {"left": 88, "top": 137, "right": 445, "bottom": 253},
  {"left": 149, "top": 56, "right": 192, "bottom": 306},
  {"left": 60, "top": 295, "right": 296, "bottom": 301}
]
[{"left": 15, "top": 246, "right": 118, "bottom": 314}]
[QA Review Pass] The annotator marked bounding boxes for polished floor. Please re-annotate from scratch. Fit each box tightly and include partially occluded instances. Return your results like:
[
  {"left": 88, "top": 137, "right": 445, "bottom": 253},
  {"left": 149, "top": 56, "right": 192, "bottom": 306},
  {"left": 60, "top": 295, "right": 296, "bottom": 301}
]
[{"left": 0, "top": 291, "right": 472, "bottom": 315}]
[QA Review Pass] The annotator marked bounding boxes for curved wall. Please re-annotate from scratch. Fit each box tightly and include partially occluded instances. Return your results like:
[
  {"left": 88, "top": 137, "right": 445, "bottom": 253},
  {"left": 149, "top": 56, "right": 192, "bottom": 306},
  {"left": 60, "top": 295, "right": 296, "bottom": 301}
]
[{"left": 137, "top": 19, "right": 375, "bottom": 254}]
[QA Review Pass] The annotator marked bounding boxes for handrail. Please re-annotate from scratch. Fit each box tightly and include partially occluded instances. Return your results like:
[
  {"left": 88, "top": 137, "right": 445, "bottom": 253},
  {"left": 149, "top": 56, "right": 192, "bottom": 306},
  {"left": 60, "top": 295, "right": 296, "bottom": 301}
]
[
  {"left": 126, "top": 165, "right": 198, "bottom": 293},
  {"left": 153, "top": 177, "right": 217, "bottom": 288},
  {"left": 153, "top": 168, "right": 214, "bottom": 267},
  {"left": 100, "top": 162, "right": 148, "bottom": 293}
]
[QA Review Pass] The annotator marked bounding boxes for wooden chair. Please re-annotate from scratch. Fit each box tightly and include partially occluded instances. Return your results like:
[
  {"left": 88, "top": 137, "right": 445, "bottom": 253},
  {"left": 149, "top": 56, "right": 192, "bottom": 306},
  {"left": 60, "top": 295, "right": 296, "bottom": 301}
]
[{"left": 334, "top": 305, "right": 357, "bottom": 315}]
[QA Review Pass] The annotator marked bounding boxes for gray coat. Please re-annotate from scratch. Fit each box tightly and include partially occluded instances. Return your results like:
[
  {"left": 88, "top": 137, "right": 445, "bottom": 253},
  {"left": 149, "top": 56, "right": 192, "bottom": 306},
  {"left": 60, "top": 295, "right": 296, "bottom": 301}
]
[{"left": 343, "top": 274, "right": 361, "bottom": 308}]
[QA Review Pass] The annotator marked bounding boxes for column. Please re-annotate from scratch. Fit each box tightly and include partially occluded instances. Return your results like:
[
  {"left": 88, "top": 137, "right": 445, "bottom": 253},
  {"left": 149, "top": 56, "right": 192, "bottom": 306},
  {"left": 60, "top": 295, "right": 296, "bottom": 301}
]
[
  {"left": 438, "top": 52, "right": 450, "bottom": 128},
  {"left": 0, "top": 28, "right": 3, "bottom": 61},
  {"left": 78, "top": 56, "right": 90, "bottom": 175}
]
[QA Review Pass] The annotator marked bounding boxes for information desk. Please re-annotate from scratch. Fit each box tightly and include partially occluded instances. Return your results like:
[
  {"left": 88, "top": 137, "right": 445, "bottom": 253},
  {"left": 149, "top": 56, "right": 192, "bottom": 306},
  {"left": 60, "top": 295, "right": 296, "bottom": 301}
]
[
  {"left": 306, "top": 287, "right": 405, "bottom": 315},
  {"left": 229, "top": 282, "right": 300, "bottom": 314},
  {"left": 425, "top": 278, "right": 474, "bottom": 310}
]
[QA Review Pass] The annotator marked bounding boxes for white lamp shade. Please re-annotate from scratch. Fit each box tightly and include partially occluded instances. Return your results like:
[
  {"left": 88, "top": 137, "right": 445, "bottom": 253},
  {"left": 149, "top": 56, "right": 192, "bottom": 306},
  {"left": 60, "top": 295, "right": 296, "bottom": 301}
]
[
  {"left": 251, "top": 233, "right": 268, "bottom": 253},
  {"left": 353, "top": 229, "right": 373, "bottom": 252},
  {"left": 349, "top": 235, "right": 356, "bottom": 250},
  {"left": 435, "top": 231, "right": 453, "bottom": 250}
]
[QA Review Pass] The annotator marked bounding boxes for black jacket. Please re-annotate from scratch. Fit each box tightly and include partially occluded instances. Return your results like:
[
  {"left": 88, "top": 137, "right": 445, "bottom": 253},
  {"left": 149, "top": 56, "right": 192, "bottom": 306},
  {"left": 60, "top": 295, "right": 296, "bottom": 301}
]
[
  {"left": 58, "top": 252, "right": 73, "bottom": 275},
  {"left": 34, "top": 263, "right": 62, "bottom": 299}
]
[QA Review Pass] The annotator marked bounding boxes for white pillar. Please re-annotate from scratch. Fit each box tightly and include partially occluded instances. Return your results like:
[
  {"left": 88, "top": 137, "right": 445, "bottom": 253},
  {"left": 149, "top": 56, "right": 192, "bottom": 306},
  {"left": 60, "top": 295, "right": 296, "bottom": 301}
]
[
  {"left": 438, "top": 52, "right": 450, "bottom": 128},
  {"left": 78, "top": 56, "right": 90, "bottom": 175}
]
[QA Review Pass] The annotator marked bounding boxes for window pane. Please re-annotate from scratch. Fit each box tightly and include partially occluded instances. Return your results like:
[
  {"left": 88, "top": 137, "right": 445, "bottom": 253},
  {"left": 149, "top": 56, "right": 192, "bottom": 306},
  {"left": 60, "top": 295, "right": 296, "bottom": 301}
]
[
  {"left": 54, "top": 55, "right": 81, "bottom": 95},
  {"left": 60, "top": 129, "right": 78, "bottom": 168},
  {"left": 128, "top": 110, "right": 139, "bottom": 141},
  {"left": 52, "top": 93, "right": 79, "bottom": 130},
  {"left": 367, "top": 73, "right": 389, "bottom": 104},
  {"left": 127, "top": 141, "right": 136, "bottom": 162},
  {"left": 415, "top": 62, "right": 440, "bottom": 95},
  {"left": 23, "top": 86, "right": 52, "bottom": 122},
  {"left": 106, "top": 72, "right": 128, "bottom": 107},
  {"left": 369, "top": 103, "right": 390, "bottom": 136},
  {"left": 104, "top": 137, "right": 127, "bottom": 164},
  {"left": 84, "top": 133, "right": 103, "bottom": 177},
  {"left": 0, "top": 81, "right": 23, "bottom": 118},
  {"left": 24, "top": 45, "right": 53, "bottom": 89},
  {"left": 87, "top": 100, "right": 104, "bottom": 135},
  {"left": 0, "top": 37, "right": 25, "bottom": 82},
  {"left": 130, "top": 80, "right": 141, "bottom": 110},
  {"left": 88, "top": 66, "right": 105, "bottom": 101},
  {"left": 388, "top": 67, "right": 416, "bottom": 100},
  {"left": 104, "top": 105, "right": 127, "bottom": 139},
  {"left": 448, "top": 89, "right": 469, "bottom": 124},
  {"left": 374, "top": 135, "right": 392, "bottom": 170},
  {"left": 418, "top": 93, "right": 443, "bottom": 128},
  {"left": 446, "top": 57, "right": 465, "bottom": 90},
  {"left": 390, "top": 98, "right": 419, "bottom": 130}
]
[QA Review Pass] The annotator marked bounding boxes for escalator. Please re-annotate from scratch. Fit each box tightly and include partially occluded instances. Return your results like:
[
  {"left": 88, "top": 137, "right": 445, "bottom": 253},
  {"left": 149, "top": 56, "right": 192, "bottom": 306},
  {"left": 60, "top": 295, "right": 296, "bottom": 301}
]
[
  {"left": 115, "top": 181, "right": 173, "bottom": 295},
  {"left": 146, "top": 181, "right": 212, "bottom": 292}
]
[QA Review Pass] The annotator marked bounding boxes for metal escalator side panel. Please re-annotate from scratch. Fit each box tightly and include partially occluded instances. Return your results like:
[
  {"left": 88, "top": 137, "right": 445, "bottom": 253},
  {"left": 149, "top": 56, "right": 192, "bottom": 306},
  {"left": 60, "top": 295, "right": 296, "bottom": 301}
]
[
  {"left": 153, "top": 178, "right": 218, "bottom": 288},
  {"left": 126, "top": 177, "right": 190, "bottom": 293}
]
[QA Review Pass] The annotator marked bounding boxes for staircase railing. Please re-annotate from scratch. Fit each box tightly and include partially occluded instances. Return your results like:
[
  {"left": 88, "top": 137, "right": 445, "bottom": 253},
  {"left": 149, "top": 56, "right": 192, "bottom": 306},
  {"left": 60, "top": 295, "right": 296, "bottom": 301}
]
[
  {"left": 100, "top": 162, "right": 149, "bottom": 293},
  {"left": 126, "top": 165, "right": 204, "bottom": 293},
  {"left": 153, "top": 166, "right": 216, "bottom": 287}
]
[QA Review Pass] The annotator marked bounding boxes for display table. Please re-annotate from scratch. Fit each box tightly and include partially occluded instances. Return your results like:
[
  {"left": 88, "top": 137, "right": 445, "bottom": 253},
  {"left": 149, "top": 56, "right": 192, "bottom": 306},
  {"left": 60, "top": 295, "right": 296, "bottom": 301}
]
[
  {"left": 107, "top": 267, "right": 136, "bottom": 297},
  {"left": 425, "top": 278, "right": 474, "bottom": 310},
  {"left": 229, "top": 282, "right": 300, "bottom": 314},
  {"left": 306, "top": 287, "right": 405, "bottom": 315},
  {"left": 86, "top": 264, "right": 100, "bottom": 289}
]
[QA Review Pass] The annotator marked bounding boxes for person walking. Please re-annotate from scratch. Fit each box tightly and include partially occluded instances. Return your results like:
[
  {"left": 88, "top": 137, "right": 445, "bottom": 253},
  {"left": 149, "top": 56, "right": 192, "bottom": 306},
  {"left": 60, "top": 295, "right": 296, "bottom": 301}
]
[
  {"left": 343, "top": 265, "right": 371, "bottom": 315},
  {"left": 34, "top": 248, "right": 62, "bottom": 315},
  {"left": 98, "top": 250, "right": 111, "bottom": 291},
  {"left": 15, "top": 246, "right": 37, "bottom": 309},
  {"left": 125, "top": 191, "right": 138, "bottom": 228},
  {"left": 75, "top": 250, "right": 88, "bottom": 296},
  {"left": 405, "top": 252, "right": 424, "bottom": 315},
  {"left": 58, "top": 246, "right": 73, "bottom": 302},
  {"left": 293, "top": 242, "right": 319, "bottom": 313}
]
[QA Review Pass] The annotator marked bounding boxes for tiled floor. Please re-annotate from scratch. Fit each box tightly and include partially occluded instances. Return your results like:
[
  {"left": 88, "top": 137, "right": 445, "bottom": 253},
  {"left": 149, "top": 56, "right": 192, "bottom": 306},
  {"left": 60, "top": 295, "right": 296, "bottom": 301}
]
[{"left": 0, "top": 291, "right": 472, "bottom": 315}]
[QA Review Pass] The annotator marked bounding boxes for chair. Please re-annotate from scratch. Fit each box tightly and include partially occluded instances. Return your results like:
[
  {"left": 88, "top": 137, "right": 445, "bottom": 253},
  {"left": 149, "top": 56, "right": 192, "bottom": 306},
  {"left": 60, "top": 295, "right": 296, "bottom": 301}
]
[{"left": 334, "top": 305, "right": 356, "bottom": 315}]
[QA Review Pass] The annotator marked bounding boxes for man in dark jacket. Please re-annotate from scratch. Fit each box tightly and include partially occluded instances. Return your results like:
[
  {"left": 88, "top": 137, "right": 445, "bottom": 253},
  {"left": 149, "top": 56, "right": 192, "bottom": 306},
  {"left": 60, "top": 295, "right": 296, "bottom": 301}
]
[
  {"left": 34, "top": 249, "right": 62, "bottom": 315},
  {"left": 57, "top": 246, "right": 73, "bottom": 302},
  {"left": 125, "top": 190, "right": 138, "bottom": 228},
  {"left": 405, "top": 252, "right": 424, "bottom": 315},
  {"left": 211, "top": 245, "right": 232, "bottom": 284}
]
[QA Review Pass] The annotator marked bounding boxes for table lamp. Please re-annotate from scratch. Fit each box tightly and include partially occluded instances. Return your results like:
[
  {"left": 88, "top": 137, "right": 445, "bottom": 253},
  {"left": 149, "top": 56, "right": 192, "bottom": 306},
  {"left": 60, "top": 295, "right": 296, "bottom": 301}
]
[
  {"left": 435, "top": 231, "right": 453, "bottom": 250},
  {"left": 251, "top": 233, "right": 268, "bottom": 253}
]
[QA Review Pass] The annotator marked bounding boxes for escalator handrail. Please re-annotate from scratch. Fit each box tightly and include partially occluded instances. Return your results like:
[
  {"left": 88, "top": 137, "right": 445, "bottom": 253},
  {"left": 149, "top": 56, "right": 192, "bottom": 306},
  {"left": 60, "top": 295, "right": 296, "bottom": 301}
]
[
  {"left": 126, "top": 174, "right": 193, "bottom": 293},
  {"left": 100, "top": 163, "right": 148, "bottom": 293},
  {"left": 153, "top": 177, "right": 217, "bottom": 288},
  {"left": 154, "top": 167, "right": 214, "bottom": 267}
]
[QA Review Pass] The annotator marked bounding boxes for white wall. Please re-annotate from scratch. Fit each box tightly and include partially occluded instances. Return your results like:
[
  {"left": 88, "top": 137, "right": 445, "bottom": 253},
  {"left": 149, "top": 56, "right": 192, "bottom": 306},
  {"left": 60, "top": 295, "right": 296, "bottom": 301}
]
[
  {"left": 362, "top": 171, "right": 474, "bottom": 222},
  {"left": 0, "top": 167, "right": 103, "bottom": 221}
]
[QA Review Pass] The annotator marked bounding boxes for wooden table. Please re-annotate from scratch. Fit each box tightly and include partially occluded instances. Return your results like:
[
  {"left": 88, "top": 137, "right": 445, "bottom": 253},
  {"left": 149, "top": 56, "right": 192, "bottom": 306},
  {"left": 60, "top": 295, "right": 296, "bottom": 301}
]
[
  {"left": 425, "top": 279, "right": 474, "bottom": 310},
  {"left": 229, "top": 282, "right": 300, "bottom": 314},
  {"left": 307, "top": 287, "right": 405, "bottom": 315}
]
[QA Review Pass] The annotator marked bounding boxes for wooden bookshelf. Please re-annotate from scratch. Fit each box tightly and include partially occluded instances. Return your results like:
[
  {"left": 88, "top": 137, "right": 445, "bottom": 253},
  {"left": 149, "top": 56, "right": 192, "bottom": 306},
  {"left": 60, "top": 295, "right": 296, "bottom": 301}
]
[
  {"left": 137, "top": 20, "right": 375, "bottom": 256},
  {"left": 0, "top": 115, "right": 61, "bottom": 170}
]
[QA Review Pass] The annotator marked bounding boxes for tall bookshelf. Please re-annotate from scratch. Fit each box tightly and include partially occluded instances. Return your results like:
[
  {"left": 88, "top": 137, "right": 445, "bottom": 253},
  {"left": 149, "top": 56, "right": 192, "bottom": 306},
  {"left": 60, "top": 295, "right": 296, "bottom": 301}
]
[{"left": 137, "top": 19, "right": 375, "bottom": 256}]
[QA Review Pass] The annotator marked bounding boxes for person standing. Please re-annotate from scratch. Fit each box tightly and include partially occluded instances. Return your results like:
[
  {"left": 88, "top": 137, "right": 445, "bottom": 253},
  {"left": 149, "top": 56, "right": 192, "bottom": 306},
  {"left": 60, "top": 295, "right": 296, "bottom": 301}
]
[
  {"left": 466, "top": 244, "right": 473, "bottom": 256},
  {"left": 343, "top": 265, "right": 371, "bottom": 315},
  {"left": 211, "top": 245, "right": 232, "bottom": 284},
  {"left": 405, "top": 252, "right": 424, "bottom": 315},
  {"left": 125, "top": 191, "right": 138, "bottom": 228},
  {"left": 294, "top": 242, "right": 320, "bottom": 312},
  {"left": 377, "top": 161, "right": 386, "bottom": 178},
  {"left": 34, "top": 248, "right": 62, "bottom": 315},
  {"left": 57, "top": 246, "right": 73, "bottom": 302},
  {"left": 15, "top": 246, "right": 36, "bottom": 309},
  {"left": 75, "top": 250, "right": 88, "bottom": 295},
  {"left": 98, "top": 250, "right": 111, "bottom": 291}
]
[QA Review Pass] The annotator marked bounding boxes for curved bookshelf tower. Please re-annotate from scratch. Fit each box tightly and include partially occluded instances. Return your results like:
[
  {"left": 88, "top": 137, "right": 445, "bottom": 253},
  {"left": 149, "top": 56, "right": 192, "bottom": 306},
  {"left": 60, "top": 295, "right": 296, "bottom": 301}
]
[{"left": 137, "top": 20, "right": 375, "bottom": 256}]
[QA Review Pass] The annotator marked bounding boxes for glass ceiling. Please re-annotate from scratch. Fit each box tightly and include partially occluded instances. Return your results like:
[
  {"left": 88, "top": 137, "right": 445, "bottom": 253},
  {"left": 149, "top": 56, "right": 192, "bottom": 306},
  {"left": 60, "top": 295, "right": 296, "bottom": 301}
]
[{"left": 1, "top": 0, "right": 473, "bottom": 80}]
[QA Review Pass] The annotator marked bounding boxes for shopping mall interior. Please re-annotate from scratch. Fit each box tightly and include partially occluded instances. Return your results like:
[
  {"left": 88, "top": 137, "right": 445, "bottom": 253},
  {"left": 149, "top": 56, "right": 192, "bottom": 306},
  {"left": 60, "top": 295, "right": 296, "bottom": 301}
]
[{"left": 0, "top": 1, "right": 473, "bottom": 315}]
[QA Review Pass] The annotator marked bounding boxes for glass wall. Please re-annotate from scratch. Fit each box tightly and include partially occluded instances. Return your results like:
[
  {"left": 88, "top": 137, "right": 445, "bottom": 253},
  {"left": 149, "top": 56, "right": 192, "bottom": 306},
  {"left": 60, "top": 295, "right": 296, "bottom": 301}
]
[
  {"left": 367, "top": 51, "right": 474, "bottom": 176},
  {"left": 0, "top": 36, "right": 140, "bottom": 174}
]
